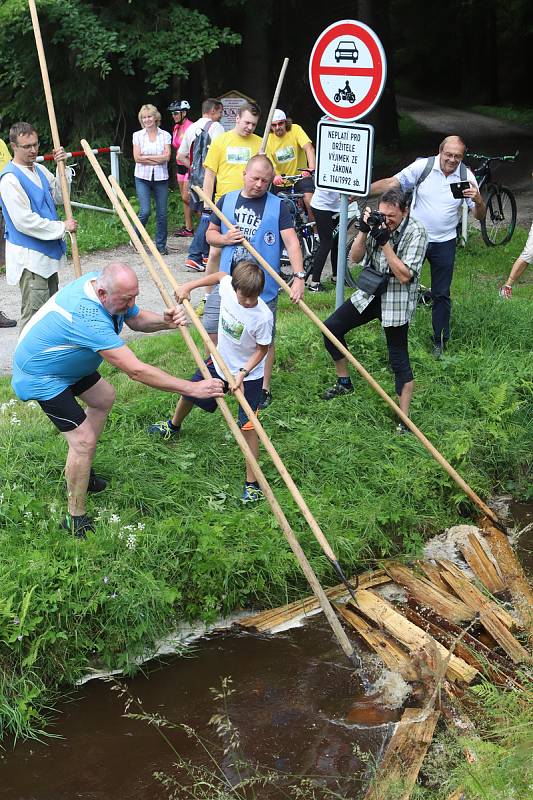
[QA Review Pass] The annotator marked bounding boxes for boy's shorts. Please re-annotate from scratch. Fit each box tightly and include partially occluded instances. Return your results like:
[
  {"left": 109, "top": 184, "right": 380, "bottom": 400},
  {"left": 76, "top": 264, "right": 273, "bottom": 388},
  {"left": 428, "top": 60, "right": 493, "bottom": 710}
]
[
  {"left": 183, "top": 358, "right": 262, "bottom": 429},
  {"left": 203, "top": 284, "right": 278, "bottom": 337}
]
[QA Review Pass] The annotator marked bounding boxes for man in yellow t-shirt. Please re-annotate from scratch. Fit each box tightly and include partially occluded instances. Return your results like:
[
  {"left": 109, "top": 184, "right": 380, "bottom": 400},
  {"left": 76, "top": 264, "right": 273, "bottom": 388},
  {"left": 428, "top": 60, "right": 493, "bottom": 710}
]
[
  {"left": 266, "top": 108, "right": 316, "bottom": 214},
  {"left": 0, "top": 132, "right": 17, "bottom": 326}
]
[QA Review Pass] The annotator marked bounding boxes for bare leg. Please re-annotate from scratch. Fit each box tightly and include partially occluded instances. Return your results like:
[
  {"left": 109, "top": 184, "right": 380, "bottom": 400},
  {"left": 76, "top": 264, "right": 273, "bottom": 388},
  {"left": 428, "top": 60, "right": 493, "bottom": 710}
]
[
  {"left": 62, "top": 379, "right": 116, "bottom": 515},
  {"left": 204, "top": 246, "right": 221, "bottom": 293},
  {"left": 304, "top": 192, "right": 315, "bottom": 222},
  {"left": 262, "top": 343, "right": 276, "bottom": 390},
  {"left": 172, "top": 396, "right": 194, "bottom": 427},
  {"left": 333, "top": 356, "right": 349, "bottom": 379},
  {"left": 180, "top": 181, "right": 193, "bottom": 231},
  {"left": 398, "top": 379, "right": 414, "bottom": 417},
  {"left": 242, "top": 427, "right": 259, "bottom": 482}
]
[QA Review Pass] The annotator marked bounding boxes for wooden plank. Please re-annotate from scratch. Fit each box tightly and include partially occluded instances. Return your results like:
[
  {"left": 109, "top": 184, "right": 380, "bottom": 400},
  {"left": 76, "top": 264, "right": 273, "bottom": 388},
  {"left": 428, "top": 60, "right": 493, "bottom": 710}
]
[
  {"left": 458, "top": 532, "right": 505, "bottom": 594},
  {"left": 415, "top": 560, "right": 451, "bottom": 594},
  {"left": 237, "top": 569, "right": 390, "bottom": 631},
  {"left": 337, "top": 605, "right": 420, "bottom": 682},
  {"left": 478, "top": 518, "right": 533, "bottom": 637},
  {"left": 438, "top": 560, "right": 531, "bottom": 665},
  {"left": 365, "top": 708, "right": 440, "bottom": 800},
  {"left": 384, "top": 563, "right": 473, "bottom": 624},
  {"left": 354, "top": 590, "right": 478, "bottom": 684}
]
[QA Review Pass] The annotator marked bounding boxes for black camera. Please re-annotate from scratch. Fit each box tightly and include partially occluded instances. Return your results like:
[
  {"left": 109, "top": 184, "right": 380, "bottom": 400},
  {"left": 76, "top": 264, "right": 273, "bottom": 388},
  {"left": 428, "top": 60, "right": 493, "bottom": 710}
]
[{"left": 367, "top": 210, "right": 386, "bottom": 227}]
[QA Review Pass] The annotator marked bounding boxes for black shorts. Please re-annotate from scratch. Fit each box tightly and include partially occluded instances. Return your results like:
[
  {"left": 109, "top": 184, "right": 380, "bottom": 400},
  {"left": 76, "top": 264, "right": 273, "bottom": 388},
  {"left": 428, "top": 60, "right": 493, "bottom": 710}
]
[
  {"left": 176, "top": 164, "right": 188, "bottom": 176},
  {"left": 38, "top": 372, "right": 101, "bottom": 432}
]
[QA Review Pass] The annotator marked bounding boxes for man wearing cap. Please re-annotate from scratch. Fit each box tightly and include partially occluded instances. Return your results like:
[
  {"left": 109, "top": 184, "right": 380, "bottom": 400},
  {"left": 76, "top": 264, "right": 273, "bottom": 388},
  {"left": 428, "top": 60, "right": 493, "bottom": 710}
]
[
  {"left": 0, "top": 122, "right": 17, "bottom": 327},
  {"left": 266, "top": 109, "right": 316, "bottom": 216},
  {"left": 0, "top": 121, "right": 77, "bottom": 331}
]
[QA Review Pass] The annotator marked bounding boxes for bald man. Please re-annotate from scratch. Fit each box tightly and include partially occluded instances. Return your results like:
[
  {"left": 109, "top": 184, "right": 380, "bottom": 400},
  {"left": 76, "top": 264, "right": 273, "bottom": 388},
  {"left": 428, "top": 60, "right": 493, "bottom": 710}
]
[
  {"left": 12, "top": 262, "right": 224, "bottom": 536},
  {"left": 370, "top": 136, "right": 485, "bottom": 357}
]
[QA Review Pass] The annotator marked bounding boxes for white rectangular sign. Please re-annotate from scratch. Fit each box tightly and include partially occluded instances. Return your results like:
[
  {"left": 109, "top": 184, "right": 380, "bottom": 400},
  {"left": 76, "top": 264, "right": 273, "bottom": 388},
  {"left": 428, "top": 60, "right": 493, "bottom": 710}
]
[{"left": 315, "top": 120, "right": 374, "bottom": 195}]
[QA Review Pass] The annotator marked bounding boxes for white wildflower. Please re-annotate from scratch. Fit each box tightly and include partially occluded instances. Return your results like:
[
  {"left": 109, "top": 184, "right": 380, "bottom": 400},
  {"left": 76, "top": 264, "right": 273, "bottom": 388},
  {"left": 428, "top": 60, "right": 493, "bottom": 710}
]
[
  {"left": 122, "top": 524, "right": 135, "bottom": 532},
  {"left": 109, "top": 513, "right": 121, "bottom": 524},
  {"left": 137, "top": 522, "right": 145, "bottom": 530},
  {"left": 10, "top": 414, "right": 21, "bottom": 426},
  {"left": 126, "top": 533, "right": 137, "bottom": 550},
  {"left": 103, "top": 576, "right": 109, "bottom": 584},
  {"left": 24, "top": 511, "right": 33, "bottom": 520}
]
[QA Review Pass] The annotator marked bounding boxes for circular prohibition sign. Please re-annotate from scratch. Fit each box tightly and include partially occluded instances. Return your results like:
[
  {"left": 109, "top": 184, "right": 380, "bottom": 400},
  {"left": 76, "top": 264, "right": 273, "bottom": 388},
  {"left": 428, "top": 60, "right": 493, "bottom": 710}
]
[{"left": 309, "top": 20, "right": 387, "bottom": 121}]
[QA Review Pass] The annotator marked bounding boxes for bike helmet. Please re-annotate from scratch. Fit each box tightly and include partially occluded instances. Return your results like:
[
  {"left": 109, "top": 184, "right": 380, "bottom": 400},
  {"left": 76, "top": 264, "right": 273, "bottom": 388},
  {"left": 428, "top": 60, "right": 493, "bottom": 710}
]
[{"left": 168, "top": 100, "right": 190, "bottom": 113}]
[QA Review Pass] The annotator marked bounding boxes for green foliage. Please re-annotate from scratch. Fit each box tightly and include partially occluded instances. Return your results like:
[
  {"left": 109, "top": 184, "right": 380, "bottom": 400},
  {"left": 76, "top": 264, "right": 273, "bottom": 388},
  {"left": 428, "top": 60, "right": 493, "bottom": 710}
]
[
  {"left": 472, "top": 106, "right": 533, "bottom": 128},
  {"left": 0, "top": 231, "right": 532, "bottom": 740}
]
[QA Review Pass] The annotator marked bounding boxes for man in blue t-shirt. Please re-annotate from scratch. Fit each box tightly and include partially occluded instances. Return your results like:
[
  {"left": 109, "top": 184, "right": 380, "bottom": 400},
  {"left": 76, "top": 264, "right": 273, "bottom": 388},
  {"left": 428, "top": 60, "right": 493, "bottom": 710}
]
[{"left": 12, "top": 261, "right": 224, "bottom": 537}]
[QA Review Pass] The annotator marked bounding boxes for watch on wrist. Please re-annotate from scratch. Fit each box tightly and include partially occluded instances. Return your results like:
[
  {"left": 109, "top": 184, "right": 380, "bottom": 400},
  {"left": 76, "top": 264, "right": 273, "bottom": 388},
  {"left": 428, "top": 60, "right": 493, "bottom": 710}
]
[
  {"left": 293, "top": 271, "right": 306, "bottom": 280},
  {"left": 239, "top": 367, "right": 250, "bottom": 377}
]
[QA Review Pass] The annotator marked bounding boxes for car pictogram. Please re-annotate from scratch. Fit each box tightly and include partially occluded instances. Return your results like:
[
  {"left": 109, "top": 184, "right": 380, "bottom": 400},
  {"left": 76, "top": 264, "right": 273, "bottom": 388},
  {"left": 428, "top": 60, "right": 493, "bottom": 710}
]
[{"left": 334, "top": 40, "right": 359, "bottom": 63}]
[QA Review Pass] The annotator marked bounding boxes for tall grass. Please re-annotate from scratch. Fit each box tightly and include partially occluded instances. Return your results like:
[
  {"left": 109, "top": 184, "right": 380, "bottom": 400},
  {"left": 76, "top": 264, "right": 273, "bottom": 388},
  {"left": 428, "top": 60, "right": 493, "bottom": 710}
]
[{"left": 0, "top": 225, "right": 531, "bottom": 740}]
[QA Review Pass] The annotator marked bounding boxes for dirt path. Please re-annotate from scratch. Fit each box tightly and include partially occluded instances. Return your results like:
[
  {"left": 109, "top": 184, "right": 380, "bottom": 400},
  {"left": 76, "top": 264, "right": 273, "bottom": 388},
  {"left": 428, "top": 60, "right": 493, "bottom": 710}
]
[{"left": 396, "top": 96, "right": 533, "bottom": 225}]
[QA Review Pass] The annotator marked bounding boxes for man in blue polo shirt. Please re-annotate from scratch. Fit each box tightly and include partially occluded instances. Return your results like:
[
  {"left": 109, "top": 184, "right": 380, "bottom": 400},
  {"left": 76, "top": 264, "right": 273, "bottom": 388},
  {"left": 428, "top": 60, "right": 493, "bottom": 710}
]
[{"left": 13, "top": 261, "right": 224, "bottom": 536}]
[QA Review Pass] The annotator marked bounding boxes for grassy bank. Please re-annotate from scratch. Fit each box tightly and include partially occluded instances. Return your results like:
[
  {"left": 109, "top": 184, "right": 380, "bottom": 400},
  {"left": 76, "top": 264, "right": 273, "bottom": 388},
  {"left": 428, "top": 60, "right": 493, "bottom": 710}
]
[
  {"left": 471, "top": 105, "right": 533, "bottom": 129},
  {"left": 0, "top": 228, "right": 532, "bottom": 741}
]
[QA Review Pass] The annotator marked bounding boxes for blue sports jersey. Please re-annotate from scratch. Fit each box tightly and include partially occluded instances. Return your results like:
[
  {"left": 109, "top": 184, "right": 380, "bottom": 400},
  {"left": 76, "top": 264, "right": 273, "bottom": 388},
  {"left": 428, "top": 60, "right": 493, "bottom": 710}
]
[{"left": 12, "top": 271, "right": 139, "bottom": 401}]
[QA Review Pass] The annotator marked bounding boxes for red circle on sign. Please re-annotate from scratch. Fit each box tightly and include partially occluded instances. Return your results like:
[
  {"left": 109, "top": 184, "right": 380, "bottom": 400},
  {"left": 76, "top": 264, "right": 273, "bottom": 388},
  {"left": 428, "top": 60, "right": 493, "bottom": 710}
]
[{"left": 309, "top": 20, "right": 387, "bottom": 121}]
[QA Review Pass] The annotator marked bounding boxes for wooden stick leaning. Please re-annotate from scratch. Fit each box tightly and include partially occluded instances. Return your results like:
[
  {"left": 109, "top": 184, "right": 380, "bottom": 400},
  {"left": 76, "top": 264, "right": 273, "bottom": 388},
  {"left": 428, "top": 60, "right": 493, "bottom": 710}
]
[
  {"left": 79, "top": 140, "right": 356, "bottom": 664},
  {"left": 259, "top": 57, "right": 289, "bottom": 154},
  {"left": 109, "top": 176, "right": 357, "bottom": 600},
  {"left": 192, "top": 184, "right": 502, "bottom": 529},
  {"left": 28, "top": 0, "right": 81, "bottom": 277}
]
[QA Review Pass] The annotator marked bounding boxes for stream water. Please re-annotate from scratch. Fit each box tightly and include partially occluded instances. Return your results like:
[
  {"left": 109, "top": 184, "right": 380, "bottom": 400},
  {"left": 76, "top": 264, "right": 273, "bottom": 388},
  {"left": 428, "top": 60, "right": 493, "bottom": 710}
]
[{"left": 1, "top": 503, "right": 531, "bottom": 800}]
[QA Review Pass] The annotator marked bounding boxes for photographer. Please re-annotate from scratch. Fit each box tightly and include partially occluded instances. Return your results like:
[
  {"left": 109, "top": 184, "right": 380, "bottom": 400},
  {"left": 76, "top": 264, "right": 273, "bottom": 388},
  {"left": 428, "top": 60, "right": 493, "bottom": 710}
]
[{"left": 321, "top": 189, "right": 428, "bottom": 431}]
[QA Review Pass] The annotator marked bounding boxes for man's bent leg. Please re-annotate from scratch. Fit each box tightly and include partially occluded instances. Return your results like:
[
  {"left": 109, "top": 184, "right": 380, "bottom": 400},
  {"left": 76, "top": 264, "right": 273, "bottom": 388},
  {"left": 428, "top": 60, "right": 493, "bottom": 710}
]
[
  {"left": 78, "top": 378, "right": 116, "bottom": 441},
  {"left": 63, "top": 419, "right": 98, "bottom": 515},
  {"left": 385, "top": 324, "right": 414, "bottom": 418},
  {"left": 427, "top": 239, "right": 456, "bottom": 346}
]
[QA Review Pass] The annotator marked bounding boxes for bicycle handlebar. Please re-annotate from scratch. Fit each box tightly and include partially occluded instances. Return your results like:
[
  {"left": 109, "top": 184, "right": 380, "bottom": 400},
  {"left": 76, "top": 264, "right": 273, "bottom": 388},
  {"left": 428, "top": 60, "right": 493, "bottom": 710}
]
[{"left": 467, "top": 150, "right": 519, "bottom": 163}]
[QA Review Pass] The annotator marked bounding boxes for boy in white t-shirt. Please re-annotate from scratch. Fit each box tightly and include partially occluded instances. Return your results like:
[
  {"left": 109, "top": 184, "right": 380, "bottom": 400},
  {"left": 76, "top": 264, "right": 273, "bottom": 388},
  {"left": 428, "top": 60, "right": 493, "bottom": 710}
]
[{"left": 149, "top": 260, "right": 273, "bottom": 503}]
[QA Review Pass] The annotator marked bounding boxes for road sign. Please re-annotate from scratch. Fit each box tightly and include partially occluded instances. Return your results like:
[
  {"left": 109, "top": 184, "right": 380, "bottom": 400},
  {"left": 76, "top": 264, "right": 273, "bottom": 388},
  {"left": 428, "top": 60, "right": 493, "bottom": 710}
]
[
  {"left": 316, "top": 119, "right": 374, "bottom": 196},
  {"left": 309, "top": 19, "right": 387, "bottom": 121}
]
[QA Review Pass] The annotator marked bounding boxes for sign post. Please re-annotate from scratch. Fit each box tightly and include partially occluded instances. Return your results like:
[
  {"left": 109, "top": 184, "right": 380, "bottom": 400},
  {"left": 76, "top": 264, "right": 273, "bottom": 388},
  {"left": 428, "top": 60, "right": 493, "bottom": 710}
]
[{"left": 309, "top": 20, "right": 387, "bottom": 307}]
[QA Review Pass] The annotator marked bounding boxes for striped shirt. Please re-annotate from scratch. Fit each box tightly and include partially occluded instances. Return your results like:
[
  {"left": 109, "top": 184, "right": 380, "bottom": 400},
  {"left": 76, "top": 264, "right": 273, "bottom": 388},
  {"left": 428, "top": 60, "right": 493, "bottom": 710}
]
[
  {"left": 132, "top": 128, "right": 171, "bottom": 181},
  {"left": 351, "top": 215, "right": 428, "bottom": 327}
]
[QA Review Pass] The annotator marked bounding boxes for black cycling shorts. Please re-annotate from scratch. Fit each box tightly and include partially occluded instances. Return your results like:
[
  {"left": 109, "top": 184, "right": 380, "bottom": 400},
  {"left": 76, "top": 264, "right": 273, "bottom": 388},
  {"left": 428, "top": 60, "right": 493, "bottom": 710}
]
[{"left": 38, "top": 372, "right": 101, "bottom": 432}]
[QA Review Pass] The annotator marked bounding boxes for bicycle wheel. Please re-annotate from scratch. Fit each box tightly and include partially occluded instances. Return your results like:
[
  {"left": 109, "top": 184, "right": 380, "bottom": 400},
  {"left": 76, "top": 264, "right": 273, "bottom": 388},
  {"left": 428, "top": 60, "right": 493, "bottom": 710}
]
[
  {"left": 343, "top": 218, "right": 361, "bottom": 288},
  {"left": 480, "top": 186, "right": 517, "bottom": 246}
]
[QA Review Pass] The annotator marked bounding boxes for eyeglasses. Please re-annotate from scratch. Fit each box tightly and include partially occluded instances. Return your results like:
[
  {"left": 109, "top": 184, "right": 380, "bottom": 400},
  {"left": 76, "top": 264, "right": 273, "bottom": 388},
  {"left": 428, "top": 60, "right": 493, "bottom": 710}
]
[{"left": 16, "top": 141, "right": 39, "bottom": 151}]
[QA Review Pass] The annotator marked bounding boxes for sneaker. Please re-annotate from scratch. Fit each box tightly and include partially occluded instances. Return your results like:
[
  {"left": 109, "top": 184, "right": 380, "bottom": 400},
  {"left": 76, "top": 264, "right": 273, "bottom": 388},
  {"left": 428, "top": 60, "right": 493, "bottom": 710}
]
[
  {"left": 194, "top": 298, "right": 206, "bottom": 317},
  {"left": 257, "top": 389, "right": 272, "bottom": 410},
  {"left": 432, "top": 342, "right": 444, "bottom": 359},
  {"left": 158, "top": 247, "right": 169, "bottom": 256},
  {"left": 321, "top": 381, "right": 354, "bottom": 400},
  {"left": 308, "top": 282, "right": 326, "bottom": 293},
  {"left": 0, "top": 311, "right": 16, "bottom": 328},
  {"left": 241, "top": 484, "right": 264, "bottom": 504},
  {"left": 396, "top": 421, "right": 410, "bottom": 435},
  {"left": 202, "top": 256, "right": 208, "bottom": 266},
  {"left": 147, "top": 419, "right": 181, "bottom": 440},
  {"left": 499, "top": 284, "right": 512, "bottom": 299},
  {"left": 88, "top": 468, "right": 107, "bottom": 493},
  {"left": 331, "top": 275, "right": 337, "bottom": 284},
  {"left": 174, "top": 227, "right": 194, "bottom": 237},
  {"left": 61, "top": 513, "right": 94, "bottom": 539},
  {"left": 185, "top": 258, "right": 205, "bottom": 272}
]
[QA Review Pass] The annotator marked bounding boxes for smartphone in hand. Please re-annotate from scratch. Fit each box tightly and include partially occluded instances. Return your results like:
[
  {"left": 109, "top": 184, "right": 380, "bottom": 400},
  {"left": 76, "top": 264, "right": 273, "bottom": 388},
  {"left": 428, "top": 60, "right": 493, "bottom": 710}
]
[{"left": 450, "top": 181, "right": 471, "bottom": 199}]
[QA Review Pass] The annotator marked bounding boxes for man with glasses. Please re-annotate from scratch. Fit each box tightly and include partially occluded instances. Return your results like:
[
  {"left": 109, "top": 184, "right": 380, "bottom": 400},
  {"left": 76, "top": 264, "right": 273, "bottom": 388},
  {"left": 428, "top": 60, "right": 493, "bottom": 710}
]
[
  {"left": 370, "top": 136, "right": 485, "bottom": 357},
  {"left": 0, "top": 121, "right": 77, "bottom": 330}
]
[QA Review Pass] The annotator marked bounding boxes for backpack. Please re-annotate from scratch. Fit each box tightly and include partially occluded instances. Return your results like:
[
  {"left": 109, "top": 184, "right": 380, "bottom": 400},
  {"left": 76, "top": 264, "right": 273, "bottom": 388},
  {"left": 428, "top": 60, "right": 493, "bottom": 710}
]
[
  {"left": 189, "top": 120, "right": 214, "bottom": 212},
  {"left": 408, "top": 156, "right": 467, "bottom": 207}
]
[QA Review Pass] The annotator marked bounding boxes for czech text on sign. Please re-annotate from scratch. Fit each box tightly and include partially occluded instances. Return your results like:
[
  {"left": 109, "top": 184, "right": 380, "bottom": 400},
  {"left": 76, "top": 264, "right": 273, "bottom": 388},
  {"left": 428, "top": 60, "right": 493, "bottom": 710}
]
[
  {"left": 316, "top": 120, "right": 374, "bottom": 195},
  {"left": 309, "top": 20, "right": 386, "bottom": 121}
]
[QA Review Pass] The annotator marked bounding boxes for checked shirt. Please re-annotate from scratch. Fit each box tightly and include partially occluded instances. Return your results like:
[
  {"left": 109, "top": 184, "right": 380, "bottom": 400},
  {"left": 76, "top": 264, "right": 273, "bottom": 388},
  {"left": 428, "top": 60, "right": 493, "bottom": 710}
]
[{"left": 350, "top": 215, "right": 428, "bottom": 327}]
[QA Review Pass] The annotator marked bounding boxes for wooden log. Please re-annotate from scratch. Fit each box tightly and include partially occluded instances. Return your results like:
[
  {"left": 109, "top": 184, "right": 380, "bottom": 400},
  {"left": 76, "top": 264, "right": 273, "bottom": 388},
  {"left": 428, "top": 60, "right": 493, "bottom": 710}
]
[
  {"left": 415, "top": 560, "right": 451, "bottom": 594},
  {"left": 384, "top": 563, "right": 473, "bottom": 624},
  {"left": 365, "top": 708, "right": 440, "bottom": 800},
  {"left": 458, "top": 532, "right": 505, "bottom": 594},
  {"left": 438, "top": 560, "right": 531, "bottom": 665},
  {"left": 354, "top": 590, "right": 478, "bottom": 684},
  {"left": 337, "top": 605, "right": 420, "bottom": 682},
  {"left": 237, "top": 570, "right": 390, "bottom": 631},
  {"left": 478, "top": 517, "right": 533, "bottom": 637}
]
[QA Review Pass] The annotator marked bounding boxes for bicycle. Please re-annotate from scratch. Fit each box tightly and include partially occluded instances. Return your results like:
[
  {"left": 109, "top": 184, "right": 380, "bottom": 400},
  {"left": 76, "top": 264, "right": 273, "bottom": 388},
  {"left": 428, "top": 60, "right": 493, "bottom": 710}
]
[
  {"left": 276, "top": 174, "right": 319, "bottom": 285},
  {"left": 466, "top": 151, "right": 519, "bottom": 246}
]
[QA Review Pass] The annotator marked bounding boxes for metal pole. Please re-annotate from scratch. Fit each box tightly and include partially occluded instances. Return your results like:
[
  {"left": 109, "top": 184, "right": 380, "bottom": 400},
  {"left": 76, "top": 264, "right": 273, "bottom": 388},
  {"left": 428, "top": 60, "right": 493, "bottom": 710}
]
[
  {"left": 336, "top": 193, "right": 349, "bottom": 309},
  {"left": 110, "top": 148, "right": 120, "bottom": 185}
]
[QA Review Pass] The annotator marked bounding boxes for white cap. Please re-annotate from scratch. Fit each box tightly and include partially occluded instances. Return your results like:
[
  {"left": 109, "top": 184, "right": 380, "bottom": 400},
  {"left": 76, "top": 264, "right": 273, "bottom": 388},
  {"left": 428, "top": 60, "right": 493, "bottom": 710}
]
[{"left": 272, "top": 109, "right": 286, "bottom": 123}]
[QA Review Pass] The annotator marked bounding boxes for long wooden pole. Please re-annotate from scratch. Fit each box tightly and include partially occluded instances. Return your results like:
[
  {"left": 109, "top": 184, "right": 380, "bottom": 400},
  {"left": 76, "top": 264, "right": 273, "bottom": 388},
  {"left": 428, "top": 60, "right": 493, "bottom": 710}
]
[
  {"left": 28, "top": 0, "right": 81, "bottom": 277},
  {"left": 109, "top": 175, "right": 357, "bottom": 600},
  {"left": 80, "top": 139, "right": 357, "bottom": 664},
  {"left": 259, "top": 58, "right": 289, "bottom": 154},
  {"left": 192, "top": 184, "right": 503, "bottom": 529}
]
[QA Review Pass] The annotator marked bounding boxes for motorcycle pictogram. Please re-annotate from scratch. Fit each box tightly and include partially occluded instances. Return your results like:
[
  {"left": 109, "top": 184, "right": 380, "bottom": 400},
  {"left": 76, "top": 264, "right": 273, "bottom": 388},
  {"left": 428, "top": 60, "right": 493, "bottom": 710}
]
[{"left": 334, "top": 81, "right": 356, "bottom": 104}]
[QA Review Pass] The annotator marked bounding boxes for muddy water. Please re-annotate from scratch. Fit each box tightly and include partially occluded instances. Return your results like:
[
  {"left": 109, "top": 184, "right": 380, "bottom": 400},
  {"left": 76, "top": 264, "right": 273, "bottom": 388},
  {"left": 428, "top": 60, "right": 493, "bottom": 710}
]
[
  {"left": 0, "top": 618, "right": 395, "bottom": 800},
  {"left": 508, "top": 500, "right": 533, "bottom": 578}
]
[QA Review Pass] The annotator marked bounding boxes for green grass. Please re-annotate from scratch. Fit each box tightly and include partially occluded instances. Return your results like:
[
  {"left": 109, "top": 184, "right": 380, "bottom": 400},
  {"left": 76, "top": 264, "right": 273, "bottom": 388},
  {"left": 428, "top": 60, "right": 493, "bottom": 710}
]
[
  {"left": 472, "top": 105, "right": 533, "bottom": 128},
  {"left": 0, "top": 229, "right": 532, "bottom": 741}
]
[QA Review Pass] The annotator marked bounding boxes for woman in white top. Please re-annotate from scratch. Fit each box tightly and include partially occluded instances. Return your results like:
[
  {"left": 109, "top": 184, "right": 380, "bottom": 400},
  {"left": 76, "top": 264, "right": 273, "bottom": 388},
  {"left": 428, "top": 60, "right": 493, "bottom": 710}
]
[{"left": 132, "top": 104, "right": 171, "bottom": 254}]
